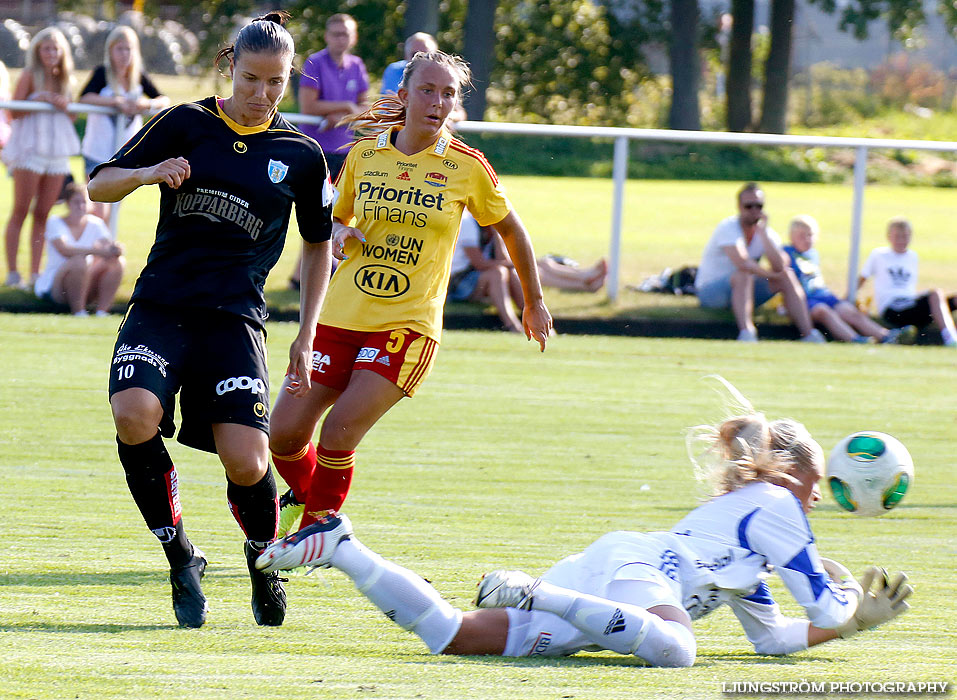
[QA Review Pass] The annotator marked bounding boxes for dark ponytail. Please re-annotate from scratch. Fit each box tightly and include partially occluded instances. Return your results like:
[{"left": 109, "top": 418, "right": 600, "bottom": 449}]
[{"left": 214, "top": 10, "right": 294, "bottom": 67}]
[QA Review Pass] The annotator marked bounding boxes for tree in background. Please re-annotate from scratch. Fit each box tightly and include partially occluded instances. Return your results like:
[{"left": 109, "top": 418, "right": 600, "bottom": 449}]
[
  {"left": 152, "top": 0, "right": 654, "bottom": 125},
  {"left": 462, "top": 0, "right": 498, "bottom": 120},
  {"left": 52, "top": 0, "right": 957, "bottom": 133},
  {"left": 486, "top": 0, "right": 654, "bottom": 125},
  {"left": 731, "top": 0, "right": 940, "bottom": 133},
  {"left": 758, "top": 0, "right": 795, "bottom": 133},
  {"left": 726, "top": 0, "right": 755, "bottom": 131},
  {"left": 668, "top": 0, "right": 702, "bottom": 130},
  {"left": 405, "top": 0, "right": 440, "bottom": 37}
]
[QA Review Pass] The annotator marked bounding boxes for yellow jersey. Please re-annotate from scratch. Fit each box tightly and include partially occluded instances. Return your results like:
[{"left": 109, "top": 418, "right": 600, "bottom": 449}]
[{"left": 318, "top": 126, "right": 511, "bottom": 341}]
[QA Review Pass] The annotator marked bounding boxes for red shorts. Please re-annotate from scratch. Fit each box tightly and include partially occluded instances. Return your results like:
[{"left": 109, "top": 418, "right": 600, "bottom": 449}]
[{"left": 310, "top": 324, "right": 438, "bottom": 397}]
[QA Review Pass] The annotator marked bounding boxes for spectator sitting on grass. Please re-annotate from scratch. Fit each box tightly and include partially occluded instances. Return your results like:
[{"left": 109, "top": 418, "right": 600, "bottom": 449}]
[
  {"left": 493, "top": 233, "right": 607, "bottom": 296},
  {"left": 694, "top": 183, "right": 823, "bottom": 343},
  {"left": 34, "top": 182, "right": 124, "bottom": 316},
  {"left": 447, "top": 211, "right": 523, "bottom": 333},
  {"left": 858, "top": 217, "right": 957, "bottom": 347},
  {"left": 784, "top": 215, "right": 902, "bottom": 344},
  {"left": 448, "top": 214, "right": 607, "bottom": 333}
]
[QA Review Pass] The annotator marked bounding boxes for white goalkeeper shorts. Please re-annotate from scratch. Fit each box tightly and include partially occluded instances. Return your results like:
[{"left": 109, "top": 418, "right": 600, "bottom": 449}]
[{"left": 502, "top": 532, "right": 683, "bottom": 657}]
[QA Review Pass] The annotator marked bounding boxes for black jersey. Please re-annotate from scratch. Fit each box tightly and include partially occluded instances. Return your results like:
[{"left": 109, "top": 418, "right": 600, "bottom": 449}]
[{"left": 93, "top": 96, "right": 333, "bottom": 327}]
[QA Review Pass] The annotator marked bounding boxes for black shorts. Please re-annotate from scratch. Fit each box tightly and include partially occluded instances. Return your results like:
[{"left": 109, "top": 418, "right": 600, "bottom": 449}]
[
  {"left": 881, "top": 293, "right": 957, "bottom": 328},
  {"left": 108, "top": 301, "right": 270, "bottom": 453}
]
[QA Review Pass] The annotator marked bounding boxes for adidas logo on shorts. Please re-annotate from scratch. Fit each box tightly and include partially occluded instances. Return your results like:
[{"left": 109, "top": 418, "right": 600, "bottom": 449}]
[
  {"left": 376, "top": 355, "right": 391, "bottom": 366},
  {"left": 604, "top": 609, "right": 626, "bottom": 635}
]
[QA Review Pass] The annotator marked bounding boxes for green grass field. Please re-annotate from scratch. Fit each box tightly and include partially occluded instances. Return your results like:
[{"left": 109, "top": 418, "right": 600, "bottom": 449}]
[
  {"left": 3, "top": 168, "right": 957, "bottom": 323},
  {"left": 1, "top": 314, "right": 954, "bottom": 699}
]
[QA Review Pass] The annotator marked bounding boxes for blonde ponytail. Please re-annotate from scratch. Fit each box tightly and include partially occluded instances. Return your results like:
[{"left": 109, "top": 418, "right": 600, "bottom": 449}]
[
  {"left": 687, "top": 377, "right": 821, "bottom": 497},
  {"left": 343, "top": 95, "right": 407, "bottom": 141}
]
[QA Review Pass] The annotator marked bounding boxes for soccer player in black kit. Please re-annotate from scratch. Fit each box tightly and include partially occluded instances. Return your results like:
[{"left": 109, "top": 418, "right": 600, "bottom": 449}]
[{"left": 88, "top": 12, "right": 334, "bottom": 628}]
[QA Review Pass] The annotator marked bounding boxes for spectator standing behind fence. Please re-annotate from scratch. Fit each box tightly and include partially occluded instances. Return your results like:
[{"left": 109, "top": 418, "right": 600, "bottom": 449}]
[
  {"left": 289, "top": 13, "right": 369, "bottom": 291},
  {"left": 1, "top": 27, "right": 80, "bottom": 290},
  {"left": 381, "top": 32, "right": 437, "bottom": 95},
  {"left": 297, "top": 13, "right": 369, "bottom": 177},
  {"left": 34, "top": 182, "right": 124, "bottom": 316},
  {"left": 784, "top": 215, "right": 902, "bottom": 344},
  {"left": 694, "top": 183, "right": 824, "bottom": 343},
  {"left": 382, "top": 33, "right": 466, "bottom": 123},
  {"left": 79, "top": 26, "right": 169, "bottom": 223},
  {"left": 0, "top": 60, "right": 11, "bottom": 148},
  {"left": 858, "top": 217, "right": 957, "bottom": 347}
]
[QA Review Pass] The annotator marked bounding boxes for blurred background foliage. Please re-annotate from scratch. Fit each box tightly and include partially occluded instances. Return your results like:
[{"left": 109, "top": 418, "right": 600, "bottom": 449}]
[{"left": 23, "top": 0, "right": 957, "bottom": 184}]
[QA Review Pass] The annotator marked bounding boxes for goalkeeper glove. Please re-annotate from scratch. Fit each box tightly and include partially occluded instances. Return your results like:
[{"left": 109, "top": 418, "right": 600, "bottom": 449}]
[{"left": 836, "top": 566, "right": 913, "bottom": 639}]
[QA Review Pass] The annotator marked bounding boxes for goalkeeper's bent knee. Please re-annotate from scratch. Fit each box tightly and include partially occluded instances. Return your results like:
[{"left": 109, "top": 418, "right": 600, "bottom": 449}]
[{"left": 634, "top": 619, "right": 697, "bottom": 668}]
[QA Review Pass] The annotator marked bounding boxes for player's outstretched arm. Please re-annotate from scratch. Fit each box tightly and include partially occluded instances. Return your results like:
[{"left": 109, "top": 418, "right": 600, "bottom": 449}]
[
  {"left": 806, "top": 560, "right": 912, "bottom": 646},
  {"left": 492, "top": 210, "right": 552, "bottom": 351},
  {"left": 89, "top": 157, "right": 191, "bottom": 202},
  {"left": 285, "top": 239, "right": 332, "bottom": 397}
]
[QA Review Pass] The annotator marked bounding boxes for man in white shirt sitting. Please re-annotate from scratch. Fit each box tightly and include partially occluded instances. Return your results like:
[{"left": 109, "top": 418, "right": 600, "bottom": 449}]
[{"left": 695, "top": 183, "right": 823, "bottom": 342}]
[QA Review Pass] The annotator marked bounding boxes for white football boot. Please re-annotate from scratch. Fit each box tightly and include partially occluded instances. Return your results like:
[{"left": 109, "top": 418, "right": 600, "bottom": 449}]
[
  {"left": 255, "top": 512, "right": 353, "bottom": 573},
  {"left": 474, "top": 569, "right": 540, "bottom": 610}
]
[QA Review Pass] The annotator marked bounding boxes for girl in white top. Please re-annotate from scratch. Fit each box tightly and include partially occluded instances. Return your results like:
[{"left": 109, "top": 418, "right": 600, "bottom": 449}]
[
  {"left": 79, "top": 26, "right": 169, "bottom": 222},
  {"left": 35, "top": 182, "right": 125, "bottom": 316},
  {"left": 257, "top": 380, "right": 912, "bottom": 665},
  {"left": 2, "top": 28, "right": 80, "bottom": 289}
]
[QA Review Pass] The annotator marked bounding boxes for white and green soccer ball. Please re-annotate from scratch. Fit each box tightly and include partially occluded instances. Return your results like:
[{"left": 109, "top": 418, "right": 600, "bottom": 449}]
[{"left": 827, "top": 432, "right": 914, "bottom": 517}]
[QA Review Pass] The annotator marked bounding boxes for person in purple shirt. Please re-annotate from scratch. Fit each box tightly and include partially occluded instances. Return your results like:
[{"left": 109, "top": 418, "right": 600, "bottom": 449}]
[
  {"left": 291, "top": 13, "right": 369, "bottom": 291},
  {"left": 298, "top": 13, "right": 369, "bottom": 178}
]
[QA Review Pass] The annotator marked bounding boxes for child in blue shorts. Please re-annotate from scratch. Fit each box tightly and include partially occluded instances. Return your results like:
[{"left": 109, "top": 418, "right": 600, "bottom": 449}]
[{"left": 784, "top": 215, "right": 901, "bottom": 344}]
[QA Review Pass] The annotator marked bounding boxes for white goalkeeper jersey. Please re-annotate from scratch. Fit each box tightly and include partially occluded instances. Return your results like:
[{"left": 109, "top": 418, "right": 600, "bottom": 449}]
[
  {"left": 666, "top": 481, "right": 855, "bottom": 627},
  {"left": 537, "top": 482, "right": 855, "bottom": 656}
]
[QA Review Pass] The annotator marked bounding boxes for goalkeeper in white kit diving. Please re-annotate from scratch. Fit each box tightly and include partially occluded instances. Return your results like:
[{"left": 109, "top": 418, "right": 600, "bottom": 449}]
[{"left": 255, "top": 381, "right": 912, "bottom": 665}]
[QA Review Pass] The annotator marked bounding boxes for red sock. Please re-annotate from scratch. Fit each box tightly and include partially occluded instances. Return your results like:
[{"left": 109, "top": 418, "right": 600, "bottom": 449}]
[
  {"left": 271, "top": 442, "right": 317, "bottom": 503},
  {"left": 301, "top": 445, "right": 355, "bottom": 527}
]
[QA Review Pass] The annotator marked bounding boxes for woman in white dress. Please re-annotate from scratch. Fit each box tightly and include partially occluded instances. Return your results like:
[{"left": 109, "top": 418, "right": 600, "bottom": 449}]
[
  {"left": 34, "top": 182, "right": 124, "bottom": 316},
  {"left": 256, "top": 382, "right": 913, "bottom": 666},
  {"left": 2, "top": 27, "right": 80, "bottom": 289},
  {"left": 0, "top": 60, "right": 11, "bottom": 149}
]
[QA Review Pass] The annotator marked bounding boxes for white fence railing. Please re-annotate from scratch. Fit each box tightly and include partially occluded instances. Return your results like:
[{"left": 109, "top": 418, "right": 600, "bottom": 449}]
[
  {"left": 452, "top": 120, "right": 957, "bottom": 302},
  {"left": 4, "top": 100, "right": 956, "bottom": 302}
]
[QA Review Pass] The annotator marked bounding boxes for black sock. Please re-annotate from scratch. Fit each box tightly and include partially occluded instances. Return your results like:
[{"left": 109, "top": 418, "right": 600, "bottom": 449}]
[
  {"left": 160, "top": 521, "right": 193, "bottom": 568},
  {"left": 117, "top": 433, "right": 193, "bottom": 568},
  {"left": 227, "top": 467, "right": 279, "bottom": 548}
]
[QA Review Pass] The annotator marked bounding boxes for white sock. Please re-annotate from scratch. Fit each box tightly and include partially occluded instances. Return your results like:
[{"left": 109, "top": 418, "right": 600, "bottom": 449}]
[
  {"left": 532, "top": 581, "right": 695, "bottom": 666},
  {"left": 331, "top": 537, "right": 462, "bottom": 654}
]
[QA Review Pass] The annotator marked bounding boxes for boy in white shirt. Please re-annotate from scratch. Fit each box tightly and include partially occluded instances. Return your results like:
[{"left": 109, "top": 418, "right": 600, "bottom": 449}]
[{"left": 858, "top": 218, "right": 957, "bottom": 347}]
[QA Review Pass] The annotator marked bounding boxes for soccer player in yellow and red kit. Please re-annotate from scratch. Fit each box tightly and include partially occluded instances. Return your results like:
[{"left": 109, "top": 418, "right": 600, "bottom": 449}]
[{"left": 262, "top": 51, "right": 552, "bottom": 568}]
